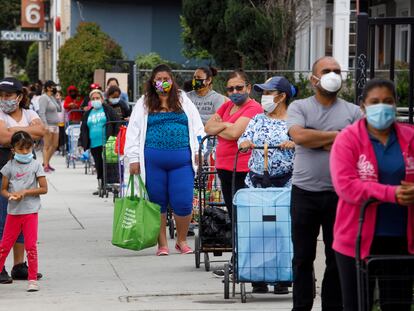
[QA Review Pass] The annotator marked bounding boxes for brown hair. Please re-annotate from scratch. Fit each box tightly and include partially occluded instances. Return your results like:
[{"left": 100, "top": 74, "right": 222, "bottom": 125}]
[
  {"left": 227, "top": 69, "right": 250, "bottom": 85},
  {"left": 144, "top": 64, "right": 182, "bottom": 113}
]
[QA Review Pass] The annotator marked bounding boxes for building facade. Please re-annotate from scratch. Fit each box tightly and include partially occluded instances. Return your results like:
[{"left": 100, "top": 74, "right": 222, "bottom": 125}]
[{"left": 295, "top": 0, "right": 413, "bottom": 72}]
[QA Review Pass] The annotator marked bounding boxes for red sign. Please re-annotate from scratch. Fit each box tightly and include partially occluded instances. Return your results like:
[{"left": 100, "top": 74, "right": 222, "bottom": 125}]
[{"left": 21, "top": 0, "right": 45, "bottom": 29}]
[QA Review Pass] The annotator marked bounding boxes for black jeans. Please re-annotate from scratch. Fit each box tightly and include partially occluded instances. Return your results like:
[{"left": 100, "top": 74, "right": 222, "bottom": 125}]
[
  {"left": 216, "top": 169, "right": 247, "bottom": 219},
  {"left": 336, "top": 237, "right": 413, "bottom": 311},
  {"left": 291, "top": 185, "right": 342, "bottom": 311},
  {"left": 90, "top": 146, "right": 103, "bottom": 180}
]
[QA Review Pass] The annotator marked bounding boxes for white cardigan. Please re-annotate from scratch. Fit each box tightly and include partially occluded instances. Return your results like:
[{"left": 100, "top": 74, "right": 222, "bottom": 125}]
[{"left": 125, "top": 91, "right": 205, "bottom": 184}]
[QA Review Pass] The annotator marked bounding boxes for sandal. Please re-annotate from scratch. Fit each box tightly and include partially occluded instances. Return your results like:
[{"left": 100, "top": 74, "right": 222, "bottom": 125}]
[
  {"left": 156, "top": 247, "right": 169, "bottom": 256},
  {"left": 175, "top": 243, "right": 193, "bottom": 254}
]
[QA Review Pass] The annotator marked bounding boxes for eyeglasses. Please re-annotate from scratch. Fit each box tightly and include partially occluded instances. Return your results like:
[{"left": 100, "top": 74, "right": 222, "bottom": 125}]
[{"left": 226, "top": 85, "right": 246, "bottom": 92}]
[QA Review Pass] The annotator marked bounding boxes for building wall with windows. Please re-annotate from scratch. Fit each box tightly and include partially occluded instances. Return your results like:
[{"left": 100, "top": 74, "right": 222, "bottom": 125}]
[{"left": 295, "top": 0, "right": 412, "bottom": 72}]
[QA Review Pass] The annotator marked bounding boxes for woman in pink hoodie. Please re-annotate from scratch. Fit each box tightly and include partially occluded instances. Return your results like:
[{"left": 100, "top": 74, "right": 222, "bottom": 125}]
[{"left": 330, "top": 78, "right": 414, "bottom": 311}]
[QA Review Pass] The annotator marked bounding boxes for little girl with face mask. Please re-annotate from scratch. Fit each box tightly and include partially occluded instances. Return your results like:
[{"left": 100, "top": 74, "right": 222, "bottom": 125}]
[{"left": 0, "top": 131, "right": 48, "bottom": 292}]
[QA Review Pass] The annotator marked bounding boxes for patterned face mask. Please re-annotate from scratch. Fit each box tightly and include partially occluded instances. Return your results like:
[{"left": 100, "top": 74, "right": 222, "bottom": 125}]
[
  {"left": 154, "top": 80, "right": 172, "bottom": 95},
  {"left": 0, "top": 98, "right": 19, "bottom": 114}
]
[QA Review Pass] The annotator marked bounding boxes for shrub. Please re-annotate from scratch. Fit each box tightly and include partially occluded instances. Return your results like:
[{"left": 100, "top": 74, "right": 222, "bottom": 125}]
[{"left": 57, "top": 22, "right": 123, "bottom": 95}]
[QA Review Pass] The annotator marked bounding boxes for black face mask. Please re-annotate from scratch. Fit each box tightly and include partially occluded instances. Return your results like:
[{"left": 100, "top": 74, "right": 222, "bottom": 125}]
[
  {"left": 52, "top": 87, "right": 57, "bottom": 95},
  {"left": 69, "top": 93, "right": 77, "bottom": 99},
  {"left": 192, "top": 78, "right": 207, "bottom": 91}
]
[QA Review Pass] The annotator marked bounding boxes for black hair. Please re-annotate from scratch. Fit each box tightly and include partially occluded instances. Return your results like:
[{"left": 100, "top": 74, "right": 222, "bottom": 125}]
[
  {"left": 11, "top": 131, "right": 34, "bottom": 149},
  {"left": 227, "top": 69, "right": 250, "bottom": 85},
  {"left": 107, "top": 77, "right": 119, "bottom": 86},
  {"left": 196, "top": 66, "right": 218, "bottom": 80},
  {"left": 107, "top": 85, "right": 121, "bottom": 97},
  {"left": 182, "top": 80, "right": 193, "bottom": 93},
  {"left": 361, "top": 78, "right": 397, "bottom": 103}
]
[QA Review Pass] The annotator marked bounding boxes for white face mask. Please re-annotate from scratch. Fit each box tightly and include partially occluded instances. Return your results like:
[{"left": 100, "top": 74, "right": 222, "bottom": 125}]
[
  {"left": 313, "top": 72, "right": 342, "bottom": 93},
  {"left": 261, "top": 95, "right": 277, "bottom": 113}
]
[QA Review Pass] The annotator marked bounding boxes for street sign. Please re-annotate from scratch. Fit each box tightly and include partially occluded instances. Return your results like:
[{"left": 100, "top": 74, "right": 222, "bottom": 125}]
[
  {"left": 21, "top": 0, "right": 45, "bottom": 28},
  {"left": 0, "top": 30, "right": 50, "bottom": 42}
]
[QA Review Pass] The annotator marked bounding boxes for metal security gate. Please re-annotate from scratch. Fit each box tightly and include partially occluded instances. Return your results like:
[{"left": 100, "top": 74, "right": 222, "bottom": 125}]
[{"left": 355, "top": 13, "right": 414, "bottom": 123}]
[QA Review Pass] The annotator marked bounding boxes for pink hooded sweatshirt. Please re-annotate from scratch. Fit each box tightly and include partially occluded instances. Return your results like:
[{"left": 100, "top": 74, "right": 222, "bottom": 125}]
[{"left": 330, "top": 118, "right": 414, "bottom": 259}]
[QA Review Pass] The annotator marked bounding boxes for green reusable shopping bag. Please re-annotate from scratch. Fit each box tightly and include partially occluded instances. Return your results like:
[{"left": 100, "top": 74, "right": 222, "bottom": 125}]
[
  {"left": 105, "top": 136, "right": 118, "bottom": 164},
  {"left": 112, "top": 175, "right": 161, "bottom": 251}
]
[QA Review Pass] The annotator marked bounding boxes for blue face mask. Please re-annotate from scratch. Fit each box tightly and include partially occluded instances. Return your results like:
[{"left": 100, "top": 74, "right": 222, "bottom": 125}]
[
  {"left": 229, "top": 93, "right": 248, "bottom": 106},
  {"left": 14, "top": 152, "right": 33, "bottom": 164},
  {"left": 365, "top": 103, "right": 396, "bottom": 130},
  {"left": 91, "top": 100, "right": 103, "bottom": 109}
]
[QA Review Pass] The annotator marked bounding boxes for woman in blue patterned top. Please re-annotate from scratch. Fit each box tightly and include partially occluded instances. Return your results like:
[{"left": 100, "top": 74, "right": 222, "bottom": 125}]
[
  {"left": 125, "top": 64, "right": 205, "bottom": 256},
  {"left": 238, "top": 76, "right": 297, "bottom": 294}
]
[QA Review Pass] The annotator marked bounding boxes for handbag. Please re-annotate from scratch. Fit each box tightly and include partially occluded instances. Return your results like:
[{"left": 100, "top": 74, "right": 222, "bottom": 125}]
[
  {"left": 112, "top": 175, "right": 161, "bottom": 251},
  {"left": 105, "top": 136, "right": 118, "bottom": 164},
  {"left": 249, "top": 143, "right": 292, "bottom": 188}
]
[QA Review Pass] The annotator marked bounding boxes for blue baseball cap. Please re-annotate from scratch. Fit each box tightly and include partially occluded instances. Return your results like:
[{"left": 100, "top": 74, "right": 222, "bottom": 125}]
[{"left": 254, "top": 76, "right": 296, "bottom": 99}]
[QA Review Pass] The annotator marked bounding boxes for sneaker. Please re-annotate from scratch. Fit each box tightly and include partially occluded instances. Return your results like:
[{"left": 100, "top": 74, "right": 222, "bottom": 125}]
[
  {"left": 0, "top": 267, "right": 12, "bottom": 284},
  {"left": 43, "top": 166, "right": 51, "bottom": 173},
  {"left": 27, "top": 280, "right": 39, "bottom": 292},
  {"left": 92, "top": 190, "right": 99, "bottom": 195},
  {"left": 273, "top": 283, "right": 290, "bottom": 295},
  {"left": 252, "top": 282, "right": 269, "bottom": 294},
  {"left": 11, "top": 262, "right": 43, "bottom": 280},
  {"left": 47, "top": 164, "right": 55, "bottom": 171}
]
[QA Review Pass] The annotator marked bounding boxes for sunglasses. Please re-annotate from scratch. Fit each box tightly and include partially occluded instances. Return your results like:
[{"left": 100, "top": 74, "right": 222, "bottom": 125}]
[{"left": 226, "top": 85, "right": 246, "bottom": 92}]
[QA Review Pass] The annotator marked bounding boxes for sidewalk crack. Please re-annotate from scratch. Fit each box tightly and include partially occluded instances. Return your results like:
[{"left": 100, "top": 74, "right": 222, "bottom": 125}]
[{"left": 108, "top": 259, "right": 130, "bottom": 293}]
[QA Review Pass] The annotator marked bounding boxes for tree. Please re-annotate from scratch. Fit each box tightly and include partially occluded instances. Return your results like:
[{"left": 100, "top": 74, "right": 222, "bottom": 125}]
[
  {"left": 25, "top": 42, "right": 38, "bottom": 82},
  {"left": 57, "top": 22, "right": 123, "bottom": 95},
  {"left": 182, "top": 0, "right": 314, "bottom": 70},
  {"left": 0, "top": 0, "right": 32, "bottom": 72}
]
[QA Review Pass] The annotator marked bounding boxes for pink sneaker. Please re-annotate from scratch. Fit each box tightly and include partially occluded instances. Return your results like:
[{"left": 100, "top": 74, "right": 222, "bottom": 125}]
[
  {"left": 47, "top": 164, "right": 55, "bottom": 171},
  {"left": 43, "top": 166, "right": 51, "bottom": 173},
  {"left": 175, "top": 243, "right": 193, "bottom": 254},
  {"left": 156, "top": 247, "right": 169, "bottom": 256}
]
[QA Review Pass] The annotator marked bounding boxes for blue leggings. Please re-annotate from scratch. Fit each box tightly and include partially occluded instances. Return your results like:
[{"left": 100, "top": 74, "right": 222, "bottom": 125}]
[{"left": 144, "top": 147, "right": 194, "bottom": 217}]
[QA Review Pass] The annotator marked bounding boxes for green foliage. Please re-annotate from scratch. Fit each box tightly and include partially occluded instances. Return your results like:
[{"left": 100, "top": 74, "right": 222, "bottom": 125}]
[
  {"left": 57, "top": 22, "right": 123, "bottom": 95},
  {"left": 180, "top": 16, "right": 211, "bottom": 61},
  {"left": 182, "top": 0, "right": 296, "bottom": 69},
  {"left": 135, "top": 52, "right": 181, "bottom": 70},
  {"left": 0, "top": 0, "right": 32, "bottom": 71},
  {"left": 395, "top": 61, "right": 410, "bottom": 107},
  {"left": 25, "top": 43, "right": 39, "bottom": 82}
]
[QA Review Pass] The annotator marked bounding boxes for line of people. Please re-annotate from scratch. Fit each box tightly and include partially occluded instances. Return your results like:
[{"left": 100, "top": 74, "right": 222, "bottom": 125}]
[{"left": 125, "top": 58, "right": 413, "bottom": 310}]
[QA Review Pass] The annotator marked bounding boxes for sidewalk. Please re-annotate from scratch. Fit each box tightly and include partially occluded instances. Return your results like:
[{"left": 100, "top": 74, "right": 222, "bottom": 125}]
[{"left": 0, "top": 154, "right": 323, "bottom": 311}]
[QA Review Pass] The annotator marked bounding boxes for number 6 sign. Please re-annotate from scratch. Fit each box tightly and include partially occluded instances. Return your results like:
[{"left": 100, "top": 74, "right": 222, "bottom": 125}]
[{"left": 21, "top": 0, "right": 45, "bottom": 28}]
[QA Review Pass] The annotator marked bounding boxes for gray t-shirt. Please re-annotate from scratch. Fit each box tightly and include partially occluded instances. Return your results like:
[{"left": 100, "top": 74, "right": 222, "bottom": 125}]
[
  {"left": 0, "top": 159, "right": 45, "bottom": 215},
  {"left": 38, "top": 94, "right": 61, "bottom": 126},
  {"left": 187, "top": 90, "right": 225, "bottom": 124},
  {"left": 287, "top": 96, "right": 363, "bottom": 192}
]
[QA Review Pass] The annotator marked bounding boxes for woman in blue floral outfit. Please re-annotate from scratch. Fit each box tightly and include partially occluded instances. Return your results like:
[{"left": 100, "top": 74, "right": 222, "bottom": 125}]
[{"left": 238, "top": 76, "right": 297, "bottom": 294}]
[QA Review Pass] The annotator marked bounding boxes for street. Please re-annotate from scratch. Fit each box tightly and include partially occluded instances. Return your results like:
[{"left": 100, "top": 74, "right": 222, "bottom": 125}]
[{"left": 1, "top": 154, "right": 324, "bottom": 311}]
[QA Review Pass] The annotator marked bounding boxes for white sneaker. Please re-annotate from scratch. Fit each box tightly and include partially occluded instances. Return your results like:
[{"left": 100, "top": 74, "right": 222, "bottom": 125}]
[{"left": 27, "top": 280, "right": 39, "bottom": 292}]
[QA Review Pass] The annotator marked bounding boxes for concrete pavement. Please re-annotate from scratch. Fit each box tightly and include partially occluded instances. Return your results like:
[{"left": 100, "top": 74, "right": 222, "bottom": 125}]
[{"left": 0, "top": 154, "right": 324, "bottom": 311}]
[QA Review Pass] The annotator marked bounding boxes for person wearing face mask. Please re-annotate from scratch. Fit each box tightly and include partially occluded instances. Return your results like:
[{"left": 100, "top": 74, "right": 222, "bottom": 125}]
[
  {"left": 79, "top": 89, "right": 120, "bottom": 195},
  {"left": 125, "top": 64, "right": 204, "bottom": 256},
  {"left": 106, "top": 77, "right": 129, "bottom": 103},
  {"left": 330, "top": 79, "right": 414, "bottom": 311},
  {"left": 287, "top": 56, "right": 363, "bottom": 311},
  {"left": 63, "top": 85, "right": 83, "bottom": 124},
  {"left": 205, "top": 70, "right": 263, "bottom": 277},
  {"left": 237, "top": 76, "right": 296, "bottom": 294},
  {"left": 0, "top": 77, "right": 45, "bottom": 284},
  {"left": 38, "top": 80, "right": 61, "bottom": 173},
  {"left": 105, "top": 86, "right": 131, "bottom": 120},
  {"left": 186, "top": 66, "right": 227, "bottom": 125}
]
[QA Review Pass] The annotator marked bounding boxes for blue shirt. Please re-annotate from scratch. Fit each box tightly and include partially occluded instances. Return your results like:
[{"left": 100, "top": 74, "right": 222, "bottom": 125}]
[
  {"left": 145, "top": 112, "right": 189, "bottom": 150},
  {"left": 370, "top": 129, "right": 408, "bottom": 236},
  {"left": 87, "top": 107, "right": 107, "bottom": 148}
]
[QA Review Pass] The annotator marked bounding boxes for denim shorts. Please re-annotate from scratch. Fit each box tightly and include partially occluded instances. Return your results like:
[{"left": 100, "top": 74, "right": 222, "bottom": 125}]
[{"left": 0, "top": 178, "right": 24, "bottom": 243}]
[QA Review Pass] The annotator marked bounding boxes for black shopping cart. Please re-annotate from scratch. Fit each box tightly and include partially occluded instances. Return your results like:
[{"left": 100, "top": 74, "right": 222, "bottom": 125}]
[
  {"left": 101, "top": 120, "right": 127, "bottom": 201},
  {"left": 223, "top": 145, "right": 294, "bottom": 303},
  {"left": 194, "top": 135, "right": 232, "bottom": 272},
  {"left": 356, "top": 199, "right": 414, "bottom": 311}
]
